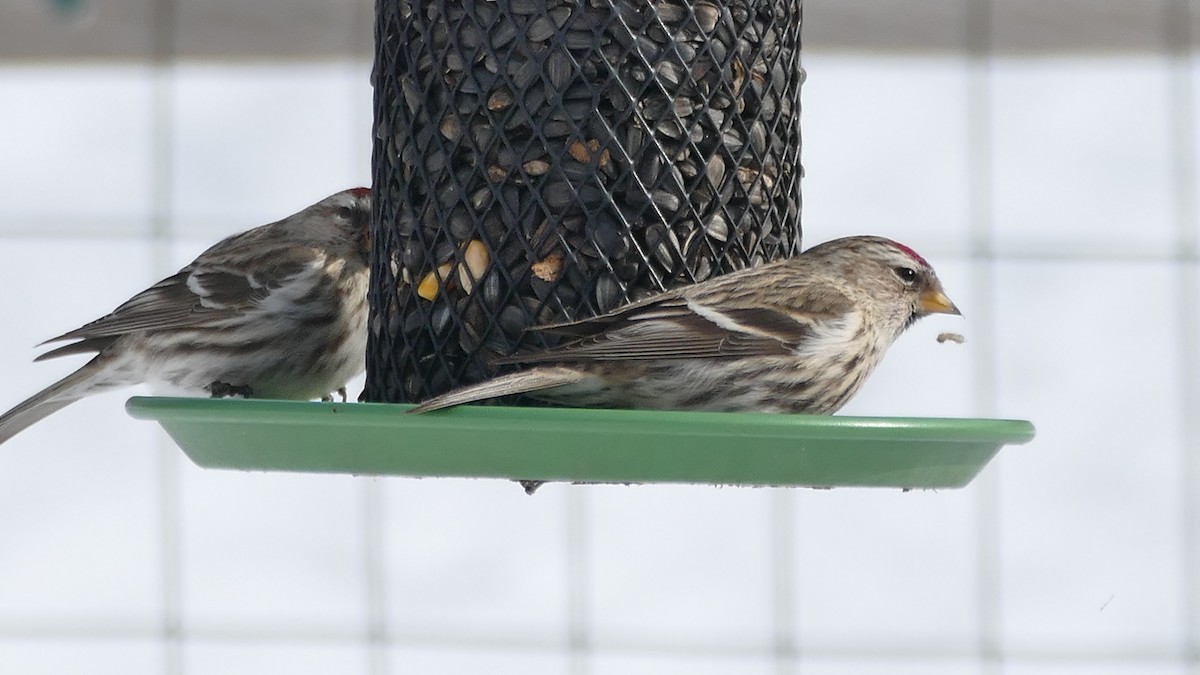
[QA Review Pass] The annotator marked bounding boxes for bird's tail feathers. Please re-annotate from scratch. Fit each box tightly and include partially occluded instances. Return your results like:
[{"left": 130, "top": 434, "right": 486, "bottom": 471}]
[
  {"left": 407, "top": 367, "right": 585, "bottom": 414},
  {"left": 0, "top": 359, "right": 107, "bottom": 446}
]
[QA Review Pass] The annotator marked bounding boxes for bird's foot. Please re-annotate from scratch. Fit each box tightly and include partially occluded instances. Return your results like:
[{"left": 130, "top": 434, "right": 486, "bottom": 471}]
[
  {"left": 208, "top": 381, "right": 254, "bottom": 399},
  {"left": 321, "top": 387, "right": 348, "bottom": 403}
]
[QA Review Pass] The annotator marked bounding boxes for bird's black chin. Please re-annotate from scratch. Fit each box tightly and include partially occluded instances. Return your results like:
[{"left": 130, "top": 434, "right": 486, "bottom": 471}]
[{"left": 904, "top": 311, "right": 921, "bottom": 330}]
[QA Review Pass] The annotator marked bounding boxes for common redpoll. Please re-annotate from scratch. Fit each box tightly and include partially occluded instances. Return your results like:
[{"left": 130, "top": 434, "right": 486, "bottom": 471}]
[
  {"left": 0, "top": 187, "right": 372, "bottom": 445},
  {"left": 409, "top": 235, "right": 959, "bottom": 414}
]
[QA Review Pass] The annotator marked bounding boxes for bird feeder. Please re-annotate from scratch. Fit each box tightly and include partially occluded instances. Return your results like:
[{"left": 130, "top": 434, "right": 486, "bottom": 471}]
[
  {"left": 365, "top": 0, "right": 804, "bottom": 402},
  {"left": 128, "top": 0, "right": 1035, "bottom": 487}
]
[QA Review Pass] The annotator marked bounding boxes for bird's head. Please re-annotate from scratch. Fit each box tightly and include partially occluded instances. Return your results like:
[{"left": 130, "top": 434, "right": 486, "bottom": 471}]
[
  {"left": 308, "top": 187, "right": 372, "bottom": 258},
  {"left": 802, "top": 235, "right": 960, "bottom": 331}
]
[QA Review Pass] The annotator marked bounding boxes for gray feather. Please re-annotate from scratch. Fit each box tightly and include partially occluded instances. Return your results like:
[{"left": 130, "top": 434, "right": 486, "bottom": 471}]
[
  {"left": 40, "top": 252, "right": 315, "bottom": 347},
  {"left": 0, "top": 358, "right": 104, "bottom": 445},
  {"left": 34, "top": 337, "right": 119, "bottom": 362},
  {"left": 408, "top": 367, "right": 587, "bottom": 414}
]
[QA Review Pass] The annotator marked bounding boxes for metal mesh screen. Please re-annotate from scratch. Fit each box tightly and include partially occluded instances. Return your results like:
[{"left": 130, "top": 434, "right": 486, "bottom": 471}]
[{"left": 366, "top": 0, "right": 804, "bottom": 403}]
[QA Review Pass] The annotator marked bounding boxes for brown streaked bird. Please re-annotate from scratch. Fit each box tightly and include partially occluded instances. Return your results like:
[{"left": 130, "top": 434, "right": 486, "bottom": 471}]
[
  {"left": 0, "top": 188, "right": 372, "bottom": 446},
  {"left": 409, "top": 235, "right": 960, "bottom": 415}
]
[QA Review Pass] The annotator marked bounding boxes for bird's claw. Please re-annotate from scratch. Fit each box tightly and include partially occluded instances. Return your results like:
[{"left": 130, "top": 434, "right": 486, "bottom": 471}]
[{"left": 208, "top": 381, "right": 253, "bottom": 399}]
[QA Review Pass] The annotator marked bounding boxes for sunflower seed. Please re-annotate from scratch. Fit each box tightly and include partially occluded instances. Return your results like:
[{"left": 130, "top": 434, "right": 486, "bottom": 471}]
[
  {"left": 750, "top": 121, "right": 767, "bottom": 155},
  {"left": 496, "top": 305, "right": 528, "bottom": 336},
  {"left": 492, "top": 22, "right": 517, "bottom": 48},
  {"left": 402, "top": 239, "right": 426, "bottom": 271},
  {"left": 543, "top": 181, "right": 575, "bottom": 210},
  {"left": 694, "top": 2, "right": 720, "bottom": 32},
  {"left": 656, "top": 60, "right": 686, "bottom": 87},
  {"left": 550, "top": 283, "right": 581, "bottom": 313},
  {"left": 548, "top": 6, "right": 572, "bottom": 28},
  {"left": 645, "top": 223, "right": 680, "bottom": 269},
  {"left": 509, "top": 0, "right": 539, "bottom": 15},
  {"left": 651, "top": 189, "right": 680, "bottom": 212},
  {"left": 705, "top": 154, "right": 726, "bottom": 188},
  {"left": 459, "top": 302, "right": 485, "bottom": 352},
  {"left": 546, "top": 51, "right": 572, "bottom": 90},
  {"left": 439, "top": 114, "right": 463, "bottom": 141},
  {"left": 565, "top": 28, "right": 596, "bottom": 49},
  {"left": 543, "top": 120, "right": 575, "bottom": 137},
  {"left": 705, "top": 213, "right": 729, "bottom": 242},
  {"left": 448, "top": 208, "right": 474, "bottom": 240},
  {"left": 526, "top": 15, "right": 555, "bottom": 42},
  {"left": 653, "top": 1, "right": 687, "bottom": 24},
  {"left": 593, "top": 273, "right": 622, "bottom": 313},
  {"left": 488, "top": 87, "right": 514, "bottom": 111}
]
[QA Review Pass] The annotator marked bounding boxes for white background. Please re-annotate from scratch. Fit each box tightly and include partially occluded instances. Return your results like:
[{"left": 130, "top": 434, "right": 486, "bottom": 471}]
[{"left": 0, "top": 1, "right": 1196, "bottom": 673}]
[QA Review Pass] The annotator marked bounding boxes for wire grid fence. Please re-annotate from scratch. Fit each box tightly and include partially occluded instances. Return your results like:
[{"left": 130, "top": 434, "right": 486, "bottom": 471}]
[{"left": 0, "top": 0, "right": 1198, "bottom": 673}]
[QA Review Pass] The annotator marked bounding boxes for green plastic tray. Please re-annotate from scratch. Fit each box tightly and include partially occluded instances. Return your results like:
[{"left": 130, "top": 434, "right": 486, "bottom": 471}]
[{"left": 126, "top": 397, "right": 1034, "bottom": 489}]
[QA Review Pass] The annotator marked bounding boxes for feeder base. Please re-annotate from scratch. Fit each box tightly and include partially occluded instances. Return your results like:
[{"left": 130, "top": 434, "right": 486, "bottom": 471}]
[{"left": 126, "top": 397, "right": 1034, "bottom": 489}]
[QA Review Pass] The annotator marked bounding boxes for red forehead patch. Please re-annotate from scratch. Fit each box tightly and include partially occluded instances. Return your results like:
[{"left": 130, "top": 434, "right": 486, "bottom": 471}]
[
  {"left": 890, "top": 240, "right": 929, "bottom": 268},
  {"left": 349, "top": 187, "right": 371, "bottom": 197}
]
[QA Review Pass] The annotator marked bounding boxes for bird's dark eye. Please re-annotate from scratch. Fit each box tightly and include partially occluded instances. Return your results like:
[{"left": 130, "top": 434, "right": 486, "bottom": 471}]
[
  {"left": 894, "top": 266, "right": 918, "bottom": 284},
  {"left": 336, "top": 206, "right": 356, "bottom": 221}
]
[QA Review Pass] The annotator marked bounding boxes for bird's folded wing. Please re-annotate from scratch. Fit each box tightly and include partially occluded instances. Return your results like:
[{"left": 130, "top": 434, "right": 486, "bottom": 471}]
[
  {"left": 496, "top": 304, "right": 821, "bottom": 363},
  {"left": 40, "top": 270, "right": 244, "bottom": 345},
  {"left": 530, "top": 295, "right": 693, "bottom": 338},
  {"left": 36, "top": 253, "right": 315, "bottom": 359}
]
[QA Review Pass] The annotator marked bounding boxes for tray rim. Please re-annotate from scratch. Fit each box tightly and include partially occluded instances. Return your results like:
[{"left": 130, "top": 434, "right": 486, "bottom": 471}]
[{"left": 126, "top": 396, "right": 1036, "bottom": 443}]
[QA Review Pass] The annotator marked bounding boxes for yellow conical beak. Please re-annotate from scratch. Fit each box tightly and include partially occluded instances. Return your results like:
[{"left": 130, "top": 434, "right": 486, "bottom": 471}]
[{"left": 919, "top": 288, "right": 961, "bottom": 316}]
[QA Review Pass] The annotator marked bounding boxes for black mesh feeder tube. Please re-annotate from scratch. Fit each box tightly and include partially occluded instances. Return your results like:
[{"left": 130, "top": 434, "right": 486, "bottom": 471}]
[{"left": 366, "top": 0, "right": 804, "bottom": 403}]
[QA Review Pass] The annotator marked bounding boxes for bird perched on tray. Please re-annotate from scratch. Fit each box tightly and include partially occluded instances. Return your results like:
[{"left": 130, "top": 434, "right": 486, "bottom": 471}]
[
  {"left": 409, "top": 235, "right": 960, "bottom": 415},
  {"left": 0, "top": 187, "right": 373, "bottom": 446}
]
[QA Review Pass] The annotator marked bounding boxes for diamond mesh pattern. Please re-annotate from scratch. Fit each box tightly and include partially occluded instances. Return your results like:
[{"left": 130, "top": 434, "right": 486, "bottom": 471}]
[{"left": 366, "top": 0, "right": 804, "bottom": 403}]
